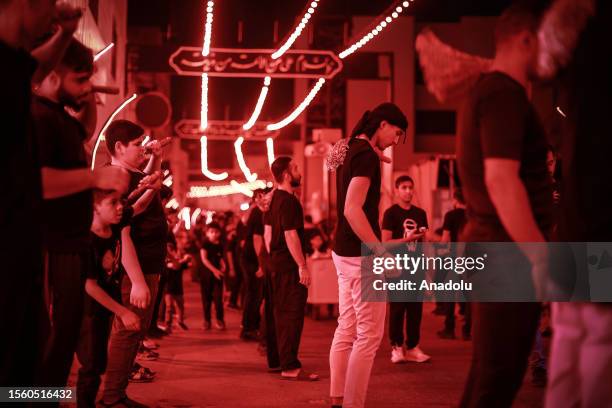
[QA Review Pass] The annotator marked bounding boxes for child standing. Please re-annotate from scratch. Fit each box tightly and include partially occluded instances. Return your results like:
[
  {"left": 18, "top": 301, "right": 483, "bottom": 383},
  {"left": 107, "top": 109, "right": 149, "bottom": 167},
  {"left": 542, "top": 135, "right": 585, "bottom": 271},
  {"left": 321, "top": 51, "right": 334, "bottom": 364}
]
[
  {"left": 76, "top": 190, "right": 140, "bottom": 407},
  {"left": 164, "top": 242, "right": 191, "bottom": 330},
  {"left": 199, "top": 222, "right": 227, "bottom": 330}
]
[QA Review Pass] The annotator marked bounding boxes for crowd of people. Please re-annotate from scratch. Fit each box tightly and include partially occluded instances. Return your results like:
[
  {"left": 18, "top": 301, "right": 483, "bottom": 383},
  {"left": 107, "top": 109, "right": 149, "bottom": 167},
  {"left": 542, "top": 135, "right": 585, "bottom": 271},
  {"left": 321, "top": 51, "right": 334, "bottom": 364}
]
[{"left": 1, "top": 0, "right": 611, "bottom": 408}]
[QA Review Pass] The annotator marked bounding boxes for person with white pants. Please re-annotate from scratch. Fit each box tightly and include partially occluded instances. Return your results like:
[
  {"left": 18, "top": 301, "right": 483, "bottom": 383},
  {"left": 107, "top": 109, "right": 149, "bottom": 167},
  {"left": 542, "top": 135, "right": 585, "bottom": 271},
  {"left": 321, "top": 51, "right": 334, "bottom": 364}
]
[{"left": 327, "top": 103, "right": 410, "bottom": 408}]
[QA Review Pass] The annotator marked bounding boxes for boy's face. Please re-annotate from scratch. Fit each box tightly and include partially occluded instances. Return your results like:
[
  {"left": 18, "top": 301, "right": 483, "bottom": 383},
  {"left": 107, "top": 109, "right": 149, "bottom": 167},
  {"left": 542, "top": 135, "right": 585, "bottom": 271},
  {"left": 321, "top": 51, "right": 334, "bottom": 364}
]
[
  {"left": 95, "top": 193, "right": 123, "bottom": 225},
  {"left": 57, "top": 69, "right": 93, "bottom": 110},
  {"left": 396, "top": 181, "right": 414, "bottom": 204},
  {"left": 206, "top": 228, "right": 221, "bottom": 242},
  {"left": 115, "top": 135, "right": 146, "bottom": 167},
  {"left": 310, "top": 235, "right": 323, "bottom": 251}
]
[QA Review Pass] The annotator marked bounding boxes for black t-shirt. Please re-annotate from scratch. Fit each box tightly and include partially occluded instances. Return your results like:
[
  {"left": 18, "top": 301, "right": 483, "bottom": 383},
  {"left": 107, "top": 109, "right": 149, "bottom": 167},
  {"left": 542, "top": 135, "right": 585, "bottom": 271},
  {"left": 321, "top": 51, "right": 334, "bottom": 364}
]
[
  {"left": 200, "top": 240, "right": 224, "bottom": 274},
  {"left": 242, "top": 206, "right": 265, "bottom": 265},
  {"left": 32, "top": 96, "right": 93, "bottom": 252},
  {"left": 382, "top": 204, "right": 428, "bottom": 255},
  {"left": 333, "top": 138, "right": 381, "bottom": 256},
  {"left": 122, "top": 168, "right": 168, "bottom": 274},
  {"left": 87, "top": 207, "right": 133, "bottom": 315},
  {"left": 266, "top": 189, "right": 305, "bottom": 267},
  {"left": 1, "top": 41, "right": 43, "bottom": 278},
  {"left": 557, "top": 0, "right": 612, "bottom": 241},
  {"left": 442, "top": 208, "right": 467, "bottom": 243},
  {"left": 457, "top": 72, "right": 552, "bottom": 242}
]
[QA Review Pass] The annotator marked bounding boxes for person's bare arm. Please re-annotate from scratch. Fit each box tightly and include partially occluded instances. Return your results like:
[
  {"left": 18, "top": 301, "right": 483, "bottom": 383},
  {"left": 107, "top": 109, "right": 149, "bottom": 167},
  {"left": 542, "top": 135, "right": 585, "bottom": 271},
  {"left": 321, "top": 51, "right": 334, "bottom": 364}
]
[
  {"left": 344, "top": 177, "right": 385, "bottom": 255},
  {"left": 85, "top": 280, "right": 140, "bottom": 330},
  {"left": 41, "top": 166, "right": 129, "bottom": 199},
  {"left": 285, "top": 230, "right": 310, "bottom": 286},
  {"left": 226, "top": 252, "right": 236, "bottom": 278},
  {"left": 31, "top": 5, "right": 82, "bottom": 84},
  {"left": 381, "top": 229, "right": 424, "bottom": 244},
  {"left": 121, "top": 227, "right": 150, "bottom": 309},
  {"left": 253, "top": 234, "right": 265, "bottom": 277},
  {"left": 484, "top": 159, "right": 545, "bottom": 243},
  {"left": 264, "top": 225, "right": 272, "bottom": 253}
]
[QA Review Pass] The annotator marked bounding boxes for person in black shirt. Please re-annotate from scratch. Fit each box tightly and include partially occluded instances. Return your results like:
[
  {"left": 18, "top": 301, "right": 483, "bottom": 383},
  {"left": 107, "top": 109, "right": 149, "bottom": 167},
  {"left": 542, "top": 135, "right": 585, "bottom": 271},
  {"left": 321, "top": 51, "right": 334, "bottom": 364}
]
[
  {"left": 76, "top": 190, "right": 140, "bottom": 407},
  {"left": 32, "top": 39, "right": 130, "bottom": 389},
  {"left": 437, "top": 188, "right": 471, "bottom": 341},
  {"left": 382, "top": 175, "right": 430, "bottom": 364},
  {"left": 240, "top": 188, "right": 272, "bottom": 340},
  {"left": 102, "top": 120, "right": 167, "bottom": 406},
  {"left": 264, "top": 157, "right": 317, "bottom": 381},
  {"left": 0, "top": 0, "right": 79, "bottom": 387},
  {"left": 328, "top": 103, "right": 408, "bottom": 408},
  {"left": 456, "top": 4, "right": 553, "bottom": 407},
  {"left": 199, "top": 222, "right": 227, "bottom": 330}
]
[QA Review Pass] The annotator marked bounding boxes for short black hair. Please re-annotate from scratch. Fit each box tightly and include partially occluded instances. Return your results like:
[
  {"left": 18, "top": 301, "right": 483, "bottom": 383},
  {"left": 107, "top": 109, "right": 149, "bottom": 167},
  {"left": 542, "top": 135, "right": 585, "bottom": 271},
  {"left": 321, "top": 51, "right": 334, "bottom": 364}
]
[
  {"left": 206, "top": 222, "right": 222, "bottom": 232},
  {"left": 494, "top": 1, "right": 543, "bottom": 48},
  {"left": 59, "top": 39, "right": 94, "bottom": 74},
  {"left": 93, "top": 188, "right": 115, "bottom": 204},
  {"left": 271, "top": 156, "right": 292, "bottom": 184},
  {"left": 105, "top": 120, "right": 145, "bottom": 156},
  {"left": 395, "top": 175, "right": 414, "bottom": 189}
]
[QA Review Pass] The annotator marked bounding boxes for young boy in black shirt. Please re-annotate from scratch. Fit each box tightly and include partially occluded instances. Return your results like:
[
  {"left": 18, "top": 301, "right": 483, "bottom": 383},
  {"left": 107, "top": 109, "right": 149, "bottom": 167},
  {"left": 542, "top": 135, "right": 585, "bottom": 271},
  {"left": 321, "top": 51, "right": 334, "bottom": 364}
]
[
  {"left": 102, "top": 120, "right": 167, "bottom": 406},
  {"left": 200, "top": 222, "right": 227, "bottom": 330},
  {"left": 76, "top": 190, "right": 140, "bottom": 407},
  {"left": 382, "top": 175, "right": 430, "bottom": 364}
]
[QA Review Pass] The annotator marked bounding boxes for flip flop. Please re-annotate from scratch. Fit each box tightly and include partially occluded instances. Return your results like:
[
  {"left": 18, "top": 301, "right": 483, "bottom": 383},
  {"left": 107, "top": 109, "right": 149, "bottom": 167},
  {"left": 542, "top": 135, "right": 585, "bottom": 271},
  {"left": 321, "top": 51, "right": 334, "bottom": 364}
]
[{"left": 281, "top": 370, "right": 319, "bottom": 381}]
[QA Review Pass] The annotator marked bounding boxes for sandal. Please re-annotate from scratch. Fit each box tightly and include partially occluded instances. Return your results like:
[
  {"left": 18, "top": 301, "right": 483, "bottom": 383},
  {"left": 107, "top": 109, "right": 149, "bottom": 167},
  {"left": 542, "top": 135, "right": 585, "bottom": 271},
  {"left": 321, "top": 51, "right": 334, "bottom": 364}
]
[
  {"left": 128, "top": 366, "right": 155, "bottom": 383},
  {"left": 281, "top": 370, "right": 319, "bottom": 381}
]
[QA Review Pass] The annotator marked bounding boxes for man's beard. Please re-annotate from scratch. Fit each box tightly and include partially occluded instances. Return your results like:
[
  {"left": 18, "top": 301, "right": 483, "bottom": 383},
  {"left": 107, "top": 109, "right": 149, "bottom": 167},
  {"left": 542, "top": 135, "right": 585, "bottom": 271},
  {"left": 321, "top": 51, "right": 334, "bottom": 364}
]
[
  {"left": 58, "top": 87, "right": 86, "bottom": 110},
  {"left": 290, "top": 176, "right": 301, "bottom": 188}
]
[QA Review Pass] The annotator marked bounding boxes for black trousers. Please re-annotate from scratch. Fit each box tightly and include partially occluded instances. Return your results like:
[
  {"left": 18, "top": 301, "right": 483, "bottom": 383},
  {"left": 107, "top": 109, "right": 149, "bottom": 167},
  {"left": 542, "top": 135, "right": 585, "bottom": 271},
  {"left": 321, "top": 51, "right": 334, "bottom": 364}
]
[
  {"left": 240, "top": 258, "right": 264, "bottom": 332},
  {"left": 460, "top": 302, "right": 541, "bottom": 408},
  {"left": 445, "top": 301, "right": 472, "bottom": 336},
  {"left": 200, "top": 273, "right": 224, "bottom": 323},
  {"left": 0, "top": 258, "right": 45, "bottom": 386},
  {"left": 37, "top": 251, "right": 89, "bottom": 387},
  {"left": 388, "top": 302, "right": 423, "bottom": 349},
  {"left": 271, "top": 261, "right": 307, "bottom": 371},
  {"left": 76, "top": 311, "right": 113, "bottom": 407},
  {"left": 228, "top": 258, "right": 243, "bottom": 307},
  {"left": 261, "top": 266, "right": 280, "bottom": 368},
  {"left": 149, "top": 271, "right": 167, "bottom": 330}
]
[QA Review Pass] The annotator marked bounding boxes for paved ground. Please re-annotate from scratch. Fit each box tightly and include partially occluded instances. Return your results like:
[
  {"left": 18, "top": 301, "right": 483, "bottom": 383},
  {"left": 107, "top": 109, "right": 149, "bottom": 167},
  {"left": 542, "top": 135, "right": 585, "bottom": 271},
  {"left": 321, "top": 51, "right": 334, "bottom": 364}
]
[{"left": 68, "top": 279, "right": 545, "bottom": 407}]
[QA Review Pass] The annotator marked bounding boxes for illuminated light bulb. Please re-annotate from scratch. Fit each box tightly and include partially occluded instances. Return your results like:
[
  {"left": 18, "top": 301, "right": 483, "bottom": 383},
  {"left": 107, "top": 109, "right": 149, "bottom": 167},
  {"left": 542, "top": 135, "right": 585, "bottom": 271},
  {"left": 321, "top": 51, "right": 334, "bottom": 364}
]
[
  {"left": 392, "top": 12, "right": 399, "bottom": 18},
  {"left": 141, "top": 135, "right": 150, "bottom": 146},
  {"left": 386, "top": 16, "right": 392, "bottom": 23},
  {"left": 200, "top": 74, "right": 208, "bottom": 130},
  {"left": 94, "top": 43, "right": 114, "bottom": 62},
  {"left": 207, "top": 1, "right": 214, "bottom": 6},
  {"left": 266, "top": 181, "right": 274, "bottom": 188},
  {"left": 266, "top": 137, "right": 275, "bottom": 166},
  {"left": 230, "top": 180, "right": 254, "bottom": 198},
  {"left": 200, "top": 136, "right": 229, "bottom": 181},
  {"left": 91, "top": 93, "right": 138, "bottom": 170},
  {"left": 308, "top": 7, "right": 314, "bottom": 13},
  {"left": 381, "top": 21, "right": 387, "bottom": 27},
  {"left": 234, "top": 136, "right": 258, "bottom": 182},
  {"left": 264, "top": 76, "right": 271, "bottom": 86},
  {"left": 240, "top": 203, "right": 250, "bottom": 211},
  {"left": 396, "top": 6, "right": 403, "bottom": 12},
  {"left": 368, "top": 33, "right": 374, "bottom": 39},
  {"left": 191, "top": 208, "right": 202, "bottom": 225},
  {"left": 163, "top": 175, "right": 173, "bottom": 187},
  {"left": 311, "top": 1, "right": 317, "bottom": 7},
  {"left": 403, "top": 1, "right": 409, "bottom": 7},
  {"left": 376, "top": 24, "right": 382, "bottom": 31},
  {"left": 267, "top": 78, "right": 325, "bottom": 130}
]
